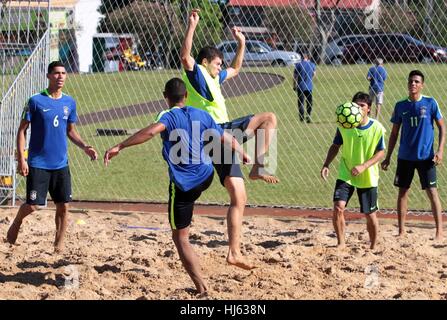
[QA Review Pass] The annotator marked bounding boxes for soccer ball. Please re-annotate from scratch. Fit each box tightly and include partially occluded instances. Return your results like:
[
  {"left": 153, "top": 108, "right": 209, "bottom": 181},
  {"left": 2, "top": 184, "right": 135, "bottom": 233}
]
[{"left": 335, "top": 102, "right": 363, "bottom": 129}]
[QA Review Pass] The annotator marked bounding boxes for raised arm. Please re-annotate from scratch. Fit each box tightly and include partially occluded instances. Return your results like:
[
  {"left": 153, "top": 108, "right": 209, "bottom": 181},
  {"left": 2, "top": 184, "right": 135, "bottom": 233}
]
[
  {"left": 381, "top": 123, "right": 400, "bottom": 170},
  {"left": 433, "top": 118, "right": 445, "bottom": 165},
  {"left": 104, "top": 122, "right": 166, "bottom": 166},
  {"left": 180, "top": 9, "right": 200, "bottom": 71},
  {"left": 226, "top": 27, "right": 245, "bottom": 80},
  {"left": 67, "top": 123, "right": 98, "bottom": 160}
]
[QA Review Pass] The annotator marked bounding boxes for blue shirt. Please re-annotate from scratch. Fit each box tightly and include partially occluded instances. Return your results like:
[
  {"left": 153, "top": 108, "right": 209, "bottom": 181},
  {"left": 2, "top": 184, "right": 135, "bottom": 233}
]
[
  {"left": 157, "top": 106, "right": 224, "bottom": 192},
  {"left": 294, "top": 60, "right": 316, "bottom": 91},
  {"left": 185, "top": 62, "right": 228, "bottom": 101},
  {"left": 23, "top": 90, "right": 77, "bottom": 170},
  {"left": 367, "top": 65, "right": 387, "bottom": 93},
  {"left": 391, "top": 96, "right": 443, "bottom": 161},
  {"left": 333, "top": 119, "right": 385, "bottom": 151}
]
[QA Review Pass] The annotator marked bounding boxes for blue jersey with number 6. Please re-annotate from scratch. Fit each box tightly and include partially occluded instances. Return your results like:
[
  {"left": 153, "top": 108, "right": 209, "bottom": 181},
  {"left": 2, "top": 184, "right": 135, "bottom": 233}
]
[
  {"left": 391, "top": 96, "right": 442, "bottom": 161},
  {"left": 23, "top": 90, "right": 77, "bottom": 169}
]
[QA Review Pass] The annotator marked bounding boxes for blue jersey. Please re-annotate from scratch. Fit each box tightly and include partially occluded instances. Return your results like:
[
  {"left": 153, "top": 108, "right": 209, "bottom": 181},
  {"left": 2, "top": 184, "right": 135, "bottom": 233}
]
[
  {"left": 367, "top": 65, "right": 387, "bottom": 93},
  {"left": 294, "top": 60, "right": 316, "bottom": 91},
  {"left": 23, "top": 90, "right": 77, "bottom": 170},
  {"left": 184, "top": 62, "right": 228, "bottom": 101},
  {"left": 156, "top": 106, "right": 224, "bottom": 192},
  {"left": 391, "top": 96, "right": 443, "bottom": 161}
]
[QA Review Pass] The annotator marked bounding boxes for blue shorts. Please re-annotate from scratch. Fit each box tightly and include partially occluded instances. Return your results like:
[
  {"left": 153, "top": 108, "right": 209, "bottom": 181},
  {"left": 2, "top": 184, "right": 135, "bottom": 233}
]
[
  {"left": 26, "top": 166, "right": 72, "bottom": 205},
  {"left": 168, "top": 173, "right": 214, "bottom": 230},
  {"left": 213, "top": 114, "right": 254, "bottom": 185},
  {"left": 394, "top": 159, "right": 437, "bottom": 189},
  {"left": 333, "top": 179, "right": 378, "bottom": 214}
]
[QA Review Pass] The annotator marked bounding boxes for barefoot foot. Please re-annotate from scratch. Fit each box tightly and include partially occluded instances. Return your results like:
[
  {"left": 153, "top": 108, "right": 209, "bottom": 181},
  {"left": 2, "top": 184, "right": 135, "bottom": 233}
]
[
  {"left": 227, "top": 254, "right": 256, "bottom": 270},
  {"left": 249, "top": 165, "right": 279, "bottom": 184}
]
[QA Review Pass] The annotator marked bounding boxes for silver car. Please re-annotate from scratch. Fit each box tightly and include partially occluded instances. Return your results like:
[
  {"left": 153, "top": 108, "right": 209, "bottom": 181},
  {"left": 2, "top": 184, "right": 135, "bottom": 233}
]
[{"left": 217, "top": 40, "right": 301, "bottom": 67}]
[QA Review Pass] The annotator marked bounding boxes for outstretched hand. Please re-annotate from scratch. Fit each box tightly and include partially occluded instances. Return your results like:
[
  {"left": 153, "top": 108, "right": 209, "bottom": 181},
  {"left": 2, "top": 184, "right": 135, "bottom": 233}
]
[
  {"left": 104, "top": 146, "right": 121, "bottom": 166},
  {"left": 84, "top": 146, "right": 98, "bottom": 161}
]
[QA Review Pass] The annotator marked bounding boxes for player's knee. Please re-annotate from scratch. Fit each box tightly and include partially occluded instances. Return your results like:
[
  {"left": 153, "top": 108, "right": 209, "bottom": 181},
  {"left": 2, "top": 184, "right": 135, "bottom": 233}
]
[
  {"left": 55, "top": 203, "right": 69, "bottom": 215},
  {"left": 263, "top": 112, "right": 277, "bottom": 127},
  {"left": 334, "top": 205, "right": 344, "bottom": 216},
  {"left": 172, "top": 233, "right": 188, "bottom": 246},
  {"left": 230, "top": 191, "right": 247, "bottom": 207},
  {"left": 22, "top": 203, "right": 37, "bottom": 214}
]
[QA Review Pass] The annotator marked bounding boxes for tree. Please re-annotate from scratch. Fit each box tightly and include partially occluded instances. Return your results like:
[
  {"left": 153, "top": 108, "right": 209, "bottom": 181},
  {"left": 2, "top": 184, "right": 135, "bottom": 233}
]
[
  {"left": 409, "top": 0, "right": 447, "bottom": 46},
  {"left": 98, "top": 0, "right": 224, "bottom": 68},
  {"left": 264, "top": 5, "right": 316, "bottom": 52},
  {"left": 315, "top": 0, "right": 341, "bottom": 64},
  {"left": 98, "top": 0, "right": 183, "bottom": 68},
  {"left": 379, "top": 4, "right": 418, "bottom": 35},
  {"left": 172, "top": 0, "right": 223, "bottom": 59},
  {"left": 99, "top": 0, "right": 135, "bottom": 16}
]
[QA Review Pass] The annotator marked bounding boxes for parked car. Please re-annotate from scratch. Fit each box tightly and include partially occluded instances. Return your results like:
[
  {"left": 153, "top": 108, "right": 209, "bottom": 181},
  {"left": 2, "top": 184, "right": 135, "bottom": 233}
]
[
  {"left": 217, "top": 40, "right": 300, "bottom": 67},
  {"left": 343, "top": 33, "right": 447, "bottom": 64},
  {"left": 325, "top": 34, "right": 372, "bottom": 65},
  {"left": 293, "top": 36, "right": 365, "bottom": 65}
]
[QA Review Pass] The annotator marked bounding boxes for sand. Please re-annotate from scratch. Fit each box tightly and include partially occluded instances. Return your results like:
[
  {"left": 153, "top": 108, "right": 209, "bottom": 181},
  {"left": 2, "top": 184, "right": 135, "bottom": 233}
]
[{"left": 0, "top": 207, "right": 446, "bottom": 300}]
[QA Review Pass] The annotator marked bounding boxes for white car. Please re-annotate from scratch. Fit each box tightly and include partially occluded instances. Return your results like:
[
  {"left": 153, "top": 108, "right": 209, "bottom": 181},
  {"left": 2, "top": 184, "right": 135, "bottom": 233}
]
[{"left": 217, "top": 40, "right": 301, "bottom": 67}]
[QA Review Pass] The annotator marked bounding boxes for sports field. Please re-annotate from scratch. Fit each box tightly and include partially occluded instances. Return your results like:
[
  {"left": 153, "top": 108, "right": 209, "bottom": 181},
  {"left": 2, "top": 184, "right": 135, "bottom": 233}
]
[
  {"left": 27, "top": 64, "right": 447, "bottom": 210},
  {"left": 1, "top": 207, "right": 446, "bottom": 300}
]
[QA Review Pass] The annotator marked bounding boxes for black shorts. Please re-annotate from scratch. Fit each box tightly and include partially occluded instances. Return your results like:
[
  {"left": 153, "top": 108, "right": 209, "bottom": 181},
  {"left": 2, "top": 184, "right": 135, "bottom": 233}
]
[
  {"left": 26, "top": 166, "right": 72, "bottom": 205},
  {"left": 394, "top": 159, "right": 437, "bottom": 189},
  {"left": 213, "top": 114, "right": 254, "bottom": 185},
  {"left": 168, "top": 173, "right": 214, "bottom": 230},
  {"left": 333, "top": 179, "right": 378, "bottom": 214}
]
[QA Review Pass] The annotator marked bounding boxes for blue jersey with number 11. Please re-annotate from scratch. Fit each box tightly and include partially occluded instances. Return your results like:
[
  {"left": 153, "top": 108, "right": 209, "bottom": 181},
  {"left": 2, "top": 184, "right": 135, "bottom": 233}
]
[
  {"left": 23, "top": 90, "right": 77, "bottom": 170},
  {"left": 391, "top": 96, "right": 442, "bottom": 161}
]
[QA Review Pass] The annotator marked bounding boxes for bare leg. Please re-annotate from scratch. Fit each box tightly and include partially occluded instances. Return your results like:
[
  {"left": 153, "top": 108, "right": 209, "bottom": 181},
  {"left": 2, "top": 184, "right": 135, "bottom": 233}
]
[
  {"left": 224, "top": 177, "right": 254, "bottom": 270},
  {"left": 365, "top": 212, "right": 379, "bottom": 249},
  {"left": 375, "top": 103, "right": 382, "bottom": 119},
  {"left": 397, "top": 187, "right": 410, "bottom": 237},
  {"left": 54, "top": 202, "right": 69, "bottom": 253},
  {"left": 333, "top": 201, "right": 347, "bottom": 249},
  {"left": 245, "top": 112, "right": 279, "bottom": 184},
  {"left": 6, "top": 203, "right": 36, "bottom": 244},
  {"left": 425, "top": 187, "right": 443, "bottom": 241},
  {"left": 172, "top": 227, "right": 207, "bottom": 294}
]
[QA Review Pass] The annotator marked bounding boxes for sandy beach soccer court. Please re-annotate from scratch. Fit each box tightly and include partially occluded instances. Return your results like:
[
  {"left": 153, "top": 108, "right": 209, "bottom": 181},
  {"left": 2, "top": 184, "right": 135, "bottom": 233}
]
[{"left": 0, "top": 208, "right": 446, "bottom": 300}]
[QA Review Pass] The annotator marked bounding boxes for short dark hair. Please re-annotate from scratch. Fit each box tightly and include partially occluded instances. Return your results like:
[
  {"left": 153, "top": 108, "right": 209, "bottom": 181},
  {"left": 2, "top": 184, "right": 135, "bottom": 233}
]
[
  {"left": 352, "top": 91, "right": 372, "bottom": 106},
  {"left": 408, "top": 70, "right": 424, "bottom": 83},
  {"left": 164, "top": 78, "right": 187, "bottom": 103},
  {"left": 48, "top": 61, "right": 65, "bottom": 73},
  {"left": 196, "top": 46, "right": 224, "bottom": 65}
]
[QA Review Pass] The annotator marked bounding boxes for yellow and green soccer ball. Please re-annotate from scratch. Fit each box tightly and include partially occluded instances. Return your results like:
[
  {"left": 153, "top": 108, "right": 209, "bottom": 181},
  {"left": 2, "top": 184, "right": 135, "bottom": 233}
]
[{"left": 336, "top": 102, "right": 363, "bottom": 129}]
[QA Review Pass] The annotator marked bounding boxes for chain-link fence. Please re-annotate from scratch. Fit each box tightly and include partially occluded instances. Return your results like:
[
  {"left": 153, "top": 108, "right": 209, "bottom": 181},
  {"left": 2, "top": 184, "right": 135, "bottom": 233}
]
[
  {"left": 0, "top": 0, "right": 50, "bottom": 205},
  {"left": 3, "top": 0, "right": 447, "bottom": 213}
]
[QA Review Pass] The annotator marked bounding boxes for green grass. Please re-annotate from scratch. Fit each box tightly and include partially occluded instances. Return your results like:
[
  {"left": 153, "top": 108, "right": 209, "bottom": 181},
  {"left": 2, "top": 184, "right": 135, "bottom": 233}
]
[{"left": 21, "top": 64, "right": 447, "bottom": 211}]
